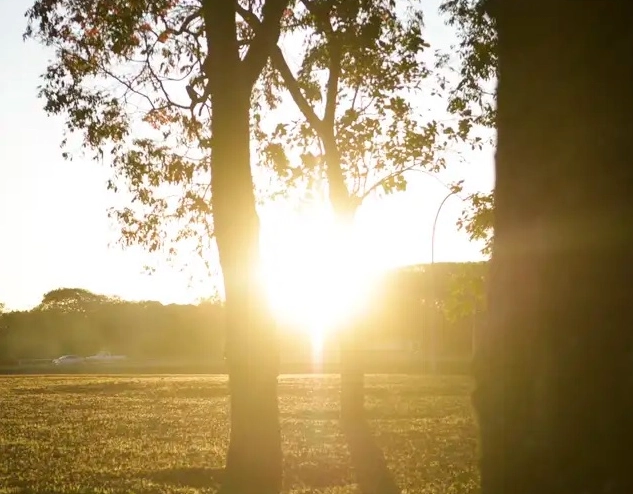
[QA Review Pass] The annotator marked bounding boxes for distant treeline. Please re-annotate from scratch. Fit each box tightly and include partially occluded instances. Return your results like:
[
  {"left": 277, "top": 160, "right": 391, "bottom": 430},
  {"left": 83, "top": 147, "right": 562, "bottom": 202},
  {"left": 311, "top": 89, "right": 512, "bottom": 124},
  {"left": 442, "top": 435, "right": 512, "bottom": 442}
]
[{"left": 0, "top": 262, "right": 486, "bottom": 363}]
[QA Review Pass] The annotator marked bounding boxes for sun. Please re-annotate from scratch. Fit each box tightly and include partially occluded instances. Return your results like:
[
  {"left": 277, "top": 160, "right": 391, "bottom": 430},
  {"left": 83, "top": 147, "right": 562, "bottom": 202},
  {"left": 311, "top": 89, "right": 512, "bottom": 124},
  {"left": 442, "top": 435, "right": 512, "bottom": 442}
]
[{"left": 259, "top": 201, "right": 380, "bottom": 342}]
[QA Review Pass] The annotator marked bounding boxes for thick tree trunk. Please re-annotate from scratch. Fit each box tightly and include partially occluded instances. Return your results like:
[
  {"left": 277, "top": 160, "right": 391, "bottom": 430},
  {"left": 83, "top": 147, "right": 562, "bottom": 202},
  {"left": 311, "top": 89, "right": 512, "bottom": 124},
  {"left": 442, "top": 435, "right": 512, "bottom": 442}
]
[
  {"left": 204, "top": 4, "right": 281, "bottom": 493},
  {"left": 475, "top": 2, "right": 633, "bottom": 493}
]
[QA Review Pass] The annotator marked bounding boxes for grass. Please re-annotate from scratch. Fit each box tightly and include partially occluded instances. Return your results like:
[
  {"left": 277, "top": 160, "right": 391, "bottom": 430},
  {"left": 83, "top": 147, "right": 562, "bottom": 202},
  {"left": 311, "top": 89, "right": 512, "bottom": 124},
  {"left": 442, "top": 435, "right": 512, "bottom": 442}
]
[{"left": 0, "top": 375, "right": 479, "bottom": 494}]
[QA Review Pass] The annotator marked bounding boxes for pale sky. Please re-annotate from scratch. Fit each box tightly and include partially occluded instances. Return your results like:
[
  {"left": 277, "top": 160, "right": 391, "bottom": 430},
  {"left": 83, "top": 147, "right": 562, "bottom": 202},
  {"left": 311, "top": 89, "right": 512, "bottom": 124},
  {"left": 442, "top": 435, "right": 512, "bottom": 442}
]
[{"left": 0, "top": 0, "right": 494, "bottom": 311}]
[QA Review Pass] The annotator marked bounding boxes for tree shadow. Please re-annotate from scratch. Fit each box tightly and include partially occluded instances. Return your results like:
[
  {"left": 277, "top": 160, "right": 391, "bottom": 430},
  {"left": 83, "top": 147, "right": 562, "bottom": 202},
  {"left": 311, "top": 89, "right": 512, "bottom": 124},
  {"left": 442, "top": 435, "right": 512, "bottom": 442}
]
[
  {"left": 147, "top": 466, "right": 224, "bottom": 491},
  {"left": 343, "top": 418, "right": 401, "bottom": 494},
  {"left": 282, "top": 456, "right": 350, "bottom": 490}
]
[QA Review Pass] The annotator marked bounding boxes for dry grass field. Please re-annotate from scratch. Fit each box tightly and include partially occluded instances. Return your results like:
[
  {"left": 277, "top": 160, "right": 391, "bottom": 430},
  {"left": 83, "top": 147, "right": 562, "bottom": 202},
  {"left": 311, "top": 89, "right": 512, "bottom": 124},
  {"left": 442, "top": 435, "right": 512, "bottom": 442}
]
[{"left": 0, "top": 375, "right": 478, "bottom": 493}]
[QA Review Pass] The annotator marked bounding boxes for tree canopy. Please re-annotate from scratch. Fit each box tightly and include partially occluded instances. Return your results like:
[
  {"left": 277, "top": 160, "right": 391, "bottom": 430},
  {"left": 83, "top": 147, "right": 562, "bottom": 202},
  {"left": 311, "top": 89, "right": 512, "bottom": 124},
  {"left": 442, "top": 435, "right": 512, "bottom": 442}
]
[
  {"left": 25, "top": 0, "right": 288, "bottom": 271},
  {"left": 23, "top": 1, "right": 486, "bottom": 276},
  {"left": 249, "top": 0, "right": 449, "bottom": 213}
]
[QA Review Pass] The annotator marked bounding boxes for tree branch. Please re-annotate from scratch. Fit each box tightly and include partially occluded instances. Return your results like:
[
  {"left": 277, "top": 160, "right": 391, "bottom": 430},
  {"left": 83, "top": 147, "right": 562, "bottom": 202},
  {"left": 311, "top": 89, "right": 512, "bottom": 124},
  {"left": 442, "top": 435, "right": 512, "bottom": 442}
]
[
  {"left": 300, "top": 0, "right": 339, "bottom": 126},
  {"left": 270, "top": 46, "right": 324, "bottom": 133},
  {"left": 170, "top": 8, "right": 203, "bottom": 36},
  {"left": 237, "top": 0, "right": 290, "bottom": 88},
  {"left": 238, "top": 2, "right": 328, "bottom": 135},
  {"left": 324, "top": 38, "right": 341, "bottom": 127}
]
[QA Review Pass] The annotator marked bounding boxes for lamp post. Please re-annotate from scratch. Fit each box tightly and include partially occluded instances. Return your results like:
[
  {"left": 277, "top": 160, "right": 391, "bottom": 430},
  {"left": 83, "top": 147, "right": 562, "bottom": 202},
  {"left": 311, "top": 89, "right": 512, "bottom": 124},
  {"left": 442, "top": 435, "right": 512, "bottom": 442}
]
[{"left": 428, "top": 189, "right": 460, "bottom": 374}]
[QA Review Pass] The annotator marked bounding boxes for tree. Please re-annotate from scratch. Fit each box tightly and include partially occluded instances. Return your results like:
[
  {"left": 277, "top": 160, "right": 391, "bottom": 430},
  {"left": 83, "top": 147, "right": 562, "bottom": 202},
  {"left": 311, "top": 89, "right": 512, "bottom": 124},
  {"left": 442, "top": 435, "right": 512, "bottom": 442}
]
[
  {"left": 25, "top": 1, "right": 289, "bottom": 492},
  {"left": 245, "top": 0, "right": 447, "bottom": 422},
  {"left": 36, "top": 288, "right": 119, "bottom": 354},
  {"left": 440, "top": 0, "right": 496, "bottom": 255},
  {"left": 38, "top": 288, "right": 116, "bottom": 312},
  {"left": 476, "top": 1, "right": 633, "bottom": 493}
]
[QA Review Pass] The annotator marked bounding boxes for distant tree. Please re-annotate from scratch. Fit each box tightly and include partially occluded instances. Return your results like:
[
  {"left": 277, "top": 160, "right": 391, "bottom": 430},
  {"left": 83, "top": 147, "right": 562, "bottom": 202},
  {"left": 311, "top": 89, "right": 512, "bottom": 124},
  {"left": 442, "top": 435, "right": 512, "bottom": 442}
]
[
  {"left": 36, "top": 288, "right": 110, "bottom": 354},
  {"left": 243, "top": 0, "right": 450, "bottom": 423},
  {"left": 0, "top": 292, "right": 227, "bottom": 361},
  {"left": 38, "top": 288, "right": 116, "bottom": 313},
  {"left": 443, "top": 261, "right": 486, "bottom": 322},
  {"left": 0, "top": 304, "right": 8, "bottom": 362},
  {"left": 25, "top": 1, "right": 290, "bottom": 491},
  {"left": 477, "top": 1, "right": 633, "bottom": 493}
]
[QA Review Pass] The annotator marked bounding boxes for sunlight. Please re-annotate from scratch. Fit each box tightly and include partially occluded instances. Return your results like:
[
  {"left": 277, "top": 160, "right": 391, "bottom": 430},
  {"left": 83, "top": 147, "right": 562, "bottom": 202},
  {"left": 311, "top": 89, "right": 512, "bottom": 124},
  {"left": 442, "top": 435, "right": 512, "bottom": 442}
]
[{"left": 260, "top": 200, "right": 381, "bottom": 343}]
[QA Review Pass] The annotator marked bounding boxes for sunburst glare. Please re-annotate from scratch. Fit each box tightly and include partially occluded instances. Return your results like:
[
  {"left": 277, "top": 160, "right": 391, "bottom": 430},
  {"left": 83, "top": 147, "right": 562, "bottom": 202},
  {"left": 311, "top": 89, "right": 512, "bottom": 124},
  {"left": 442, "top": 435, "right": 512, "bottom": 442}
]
[{"left": 260, "top": 201, "right": 381, "bottom": 354}]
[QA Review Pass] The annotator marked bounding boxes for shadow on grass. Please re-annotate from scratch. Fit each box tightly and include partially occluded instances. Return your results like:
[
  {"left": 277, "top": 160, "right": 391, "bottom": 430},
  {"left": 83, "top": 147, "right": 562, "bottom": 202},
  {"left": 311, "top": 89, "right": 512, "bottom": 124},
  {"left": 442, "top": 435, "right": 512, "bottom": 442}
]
[
  {"left": 343, "top": 418, "right": 401, "bottom": 494},
  {"left": 291, "top": 461, "right": 349, "bottom": 488},
  {"left": 147, "top": 466, "right": 224, "bottom": 491},
  {"left": 282, "top": 456, "right": 351, "bottom": 490}
]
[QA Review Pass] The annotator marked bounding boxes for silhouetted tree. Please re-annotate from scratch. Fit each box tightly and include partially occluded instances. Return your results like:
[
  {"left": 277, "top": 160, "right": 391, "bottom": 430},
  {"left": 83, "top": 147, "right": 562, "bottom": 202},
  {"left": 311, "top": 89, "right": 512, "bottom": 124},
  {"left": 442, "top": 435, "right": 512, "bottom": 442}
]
[
  {"left": 244, "top": 0, "right": 449, "bottom": 423},
  {"left": 476, "top": 1, "right": 633, "bottom": 493},
  {"left": 38, "top": 288, "right": 115, "bottom": 312},
  {"left": 25, "top": 1, "right": 289, "bottom": 490}
]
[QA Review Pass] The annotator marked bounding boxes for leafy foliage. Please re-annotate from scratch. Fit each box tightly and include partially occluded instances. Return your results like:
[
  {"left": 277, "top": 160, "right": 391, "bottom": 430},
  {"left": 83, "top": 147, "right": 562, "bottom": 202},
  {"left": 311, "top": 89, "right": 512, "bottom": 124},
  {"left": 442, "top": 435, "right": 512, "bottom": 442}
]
[
  {"left": 439, "top": 0, "right": 496, "bottom": 129},
  {"left": 37, "top": 288, "right": 118, "bottom": 313},
  {"left": 3, "top": 289, "right": 225, "bottom": 360},
  {"left": 24, "top": 0, "right": 251, "bottom": 270},
  {"left": 455, "top": 191, "right": 493, "bottom": 255},
  {"left": 442, "top": 261, "right": 486, "bottom": 321},
  {"left": 248, "top": 0, "right": 450, "bottom": 210},
  {"left": 439, "top": 0, "right": 496, "bottom": 255}
]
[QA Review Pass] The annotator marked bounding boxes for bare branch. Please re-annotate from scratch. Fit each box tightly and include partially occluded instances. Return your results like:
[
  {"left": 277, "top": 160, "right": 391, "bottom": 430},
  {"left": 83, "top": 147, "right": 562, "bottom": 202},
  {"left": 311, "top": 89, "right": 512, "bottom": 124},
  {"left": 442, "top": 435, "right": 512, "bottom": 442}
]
[
  {"left": 324, "top": 38, "right": 340, "bottom": 126},
  {"left": 146, "top": 62, "right": 191, "bottom": 109},
  {"left": 270, "top": 46, "right": 324, "bottom": 133},
  {"left": 300, "top": 0, "right": 339, "bottom": 126},
  {"left": 170, "top": 8, "right": 202, "bottom": 35}
]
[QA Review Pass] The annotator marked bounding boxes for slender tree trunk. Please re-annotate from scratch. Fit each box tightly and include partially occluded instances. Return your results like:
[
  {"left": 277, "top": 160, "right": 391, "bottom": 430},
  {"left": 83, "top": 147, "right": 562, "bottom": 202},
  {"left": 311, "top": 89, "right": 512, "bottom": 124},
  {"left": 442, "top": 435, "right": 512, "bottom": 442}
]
[
  {"left": 321, "top": 136, "right": 366, "bottom": 425},
  {"left": 204, "top": 4, "right": 281, "bottom": 493},
  {"left": 474, "top": 1, "right": 633, "bottom": 493},
  {"left": 340, "top": 332, "right": 364, "bottom": 423}
]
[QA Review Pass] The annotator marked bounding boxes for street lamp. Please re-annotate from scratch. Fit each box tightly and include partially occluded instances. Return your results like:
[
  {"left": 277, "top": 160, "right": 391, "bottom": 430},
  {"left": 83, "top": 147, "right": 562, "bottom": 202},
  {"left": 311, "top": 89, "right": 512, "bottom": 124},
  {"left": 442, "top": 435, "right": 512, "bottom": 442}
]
[{"left": 428, "top": 189, "right": 461, "bottom": 374}]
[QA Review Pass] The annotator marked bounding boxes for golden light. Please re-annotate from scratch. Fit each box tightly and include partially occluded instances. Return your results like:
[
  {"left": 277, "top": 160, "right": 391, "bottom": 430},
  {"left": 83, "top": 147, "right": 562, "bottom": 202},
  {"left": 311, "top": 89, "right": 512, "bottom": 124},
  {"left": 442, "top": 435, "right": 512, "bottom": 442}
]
[{"left": 260, "top": 201, "right": 380, "bottom": 345}]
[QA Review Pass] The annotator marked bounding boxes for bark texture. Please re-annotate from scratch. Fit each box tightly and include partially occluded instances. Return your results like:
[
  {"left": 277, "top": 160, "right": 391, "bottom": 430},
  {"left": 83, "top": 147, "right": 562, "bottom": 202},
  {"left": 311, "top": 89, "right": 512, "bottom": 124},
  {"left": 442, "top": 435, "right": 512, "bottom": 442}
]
[
  {"left": 474, "top": 1, "right": 633, "bottom": 493},
  {"left": 203, "top": 2, "right": 283, "bottom": 493}
]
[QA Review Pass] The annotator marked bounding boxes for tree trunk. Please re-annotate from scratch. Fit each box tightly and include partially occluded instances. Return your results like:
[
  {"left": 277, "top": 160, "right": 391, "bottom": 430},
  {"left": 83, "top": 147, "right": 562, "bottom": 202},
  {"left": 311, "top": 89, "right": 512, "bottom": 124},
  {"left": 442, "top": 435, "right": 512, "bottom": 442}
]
[
  {"left": 321, "top": 135, "right": 366, "bottom": 425},
  {"left": 340, "top": 333, "right": 365, "bottom": 424},
  {"left": 475, "top": 1, "right": 633, "bottom": 493},
  {"left": 204, "top": 3, "right": 281, "bottom": 493}
]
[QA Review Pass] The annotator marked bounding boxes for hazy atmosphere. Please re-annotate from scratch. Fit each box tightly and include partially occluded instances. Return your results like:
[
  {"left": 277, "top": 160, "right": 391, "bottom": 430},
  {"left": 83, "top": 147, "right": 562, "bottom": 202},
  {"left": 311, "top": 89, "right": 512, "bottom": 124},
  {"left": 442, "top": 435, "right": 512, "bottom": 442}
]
[
  {"left": 0, "top": 0, "right": 493, "bottom": 311},
  {"left": 3, "top": 1, "right": 625, "bottom": 493}
]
